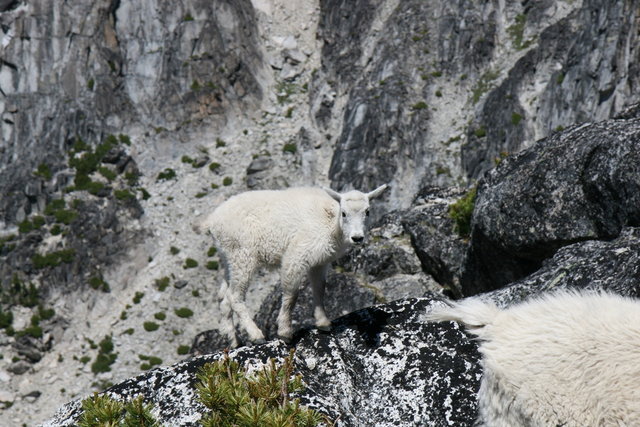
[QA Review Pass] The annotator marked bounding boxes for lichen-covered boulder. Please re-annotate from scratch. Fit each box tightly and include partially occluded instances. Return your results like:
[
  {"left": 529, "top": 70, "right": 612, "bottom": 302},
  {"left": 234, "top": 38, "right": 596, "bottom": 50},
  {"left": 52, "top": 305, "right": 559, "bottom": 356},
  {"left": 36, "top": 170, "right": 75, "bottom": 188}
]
[
  {"left": 464, "top": 112, "right": 640, "bottom": 295},
  {"left": 487, "top": 226, "right": 640, "bottom": 307},
  {"left": 43, "top": 297, "right": 481, "bottom": 426}
]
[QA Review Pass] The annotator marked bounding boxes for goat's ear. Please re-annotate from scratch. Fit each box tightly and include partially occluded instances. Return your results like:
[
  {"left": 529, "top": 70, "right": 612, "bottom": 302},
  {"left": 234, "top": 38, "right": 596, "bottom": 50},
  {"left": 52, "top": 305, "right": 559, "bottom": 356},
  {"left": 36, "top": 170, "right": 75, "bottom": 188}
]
[
  {"left": 323, "top": 187, "right": 342, "bottom": 202},
  {"left": 367, "top": 184, "right": 388, "bottom": 200}
]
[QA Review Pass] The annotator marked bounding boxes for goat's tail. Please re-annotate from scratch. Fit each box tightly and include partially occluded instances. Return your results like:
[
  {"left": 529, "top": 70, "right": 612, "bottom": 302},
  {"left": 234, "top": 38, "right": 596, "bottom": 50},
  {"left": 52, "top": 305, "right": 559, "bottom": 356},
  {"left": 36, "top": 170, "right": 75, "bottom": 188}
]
[{"left": 426, "top": 298, "right": 501, "bottom": 334}]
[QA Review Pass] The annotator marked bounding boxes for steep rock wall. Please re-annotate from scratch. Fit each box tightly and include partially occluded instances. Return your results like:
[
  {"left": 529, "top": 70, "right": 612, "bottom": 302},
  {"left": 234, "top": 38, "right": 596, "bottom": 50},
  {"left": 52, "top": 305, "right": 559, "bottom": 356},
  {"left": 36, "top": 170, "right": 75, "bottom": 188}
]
[
  {"left": 315, "top": 0, "right": 640, "bottom": 209},
  {"left": 0, "top": 0, "right": 266, "bottom": 225}
]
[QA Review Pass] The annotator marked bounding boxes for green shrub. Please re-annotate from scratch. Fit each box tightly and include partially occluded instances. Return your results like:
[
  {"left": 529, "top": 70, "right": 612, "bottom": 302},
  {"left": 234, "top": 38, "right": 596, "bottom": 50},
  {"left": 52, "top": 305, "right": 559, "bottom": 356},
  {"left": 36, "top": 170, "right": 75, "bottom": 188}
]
[
  {"left": 114, "top": 189, "right": 135, "bottom": 201},
  {"left": 91, "top": 335, "right": 117, "bottom": 374},
  {"left": 206, "top": 260, "right": 219, "bottom": 271},
  {"left": 139, "top": 354, "right": 163, "bottom": 371},
  {"left": 0, "top": 309, "right": 13, "bottom": 329},
  {"left": 124, "top": 171, "right": 139, "bottom": 186},
  {"left": 133, "top": 292, "right": 144, "bottom": 304},
  {"left": 39, "top": 305, "right": 55, "bottom": 321},
  {"left": 411, "top": 101, "right": 428, "bottom": 110},
  {"left": 177, "top": 345, "right": 190, "bottom": 355},
  {"left": 118, "top": 134, "right": 131, "bottom": 146},
  {"left": 511, "top": 112, "right": 523, "bottom": 126},
  {"left": 89, "top": 277, "right": 110, "bottom": 292},
  {"left": 78, "top": 394, "right": 158, "bottom": 427},
  {"left": 474, "top": 127, "right": 487, "bottom": 138},
  {"left": 157, "top": 168, "right": 177, "bottom": 181},
  {"left": 170, "top": 246, "right": 180, "bottom": 255},
  {"left": 53, "top": 209, "right": 78, "bottom": 225},
  {"left": 174, "top": 307, "right": 194, "bottom": 318},
  {"left": 18, "top": 220, "right": 34, "bottom": 233},
  {"left": 17, "top": 324, "right": 43, "bottom": 339},
  {"left": 207, "top": 246, "right": 217, "bottom": 257},
  {"left": 184, "top": 258, "right": 198, "bottom": 269},
  {"left": 209, "top": 162, "right": 221, "bottom": 172},
  {"left": 222, "top": 177, "right": 232, "bottom": 186},
  {"left": 155, "top": 277, "right": 170, "bottom": 292},
  {"left": 449, "top": 186, "right": 477, "bottom": 238},
  {"left": 32, "top": 249, "right": 76, "bottom": 269},
  {"left": 98, "top": 166, "right": 117, "bottom": 181},
  {"left": 143, "top": 322, "right": 159, "bottom": 332},
  {"left": 285, "top": 107, "right": 294, "bottom": 118},
  {"left": 196, "top": 349, "right": 326, "bottom": 427},
  {"left": 68, "top": 135, "right": 120, "bottom": 194},
  {"left": 122, "top": 396, "right": 158, "bottom": 426},
  {"left": 140, "top": 188, "right": 151, "bottom": 200},
  {"left": 34, "top": 163, "right": 53, "bottom": 180},
  {"left": 283, "top": 143, "right": 297, "bottom": 154},
  {"left": 2, "top": 275, "right": 39, "bottom": 307},
  {"left": 45, "top": 199, "right": 65, "bottom": 215},
  {"left": 154, "top": 312, "right": 166, "bottom": 321},
  {"left": 78, "top": 394, "right": 123, "bottom": 426}
]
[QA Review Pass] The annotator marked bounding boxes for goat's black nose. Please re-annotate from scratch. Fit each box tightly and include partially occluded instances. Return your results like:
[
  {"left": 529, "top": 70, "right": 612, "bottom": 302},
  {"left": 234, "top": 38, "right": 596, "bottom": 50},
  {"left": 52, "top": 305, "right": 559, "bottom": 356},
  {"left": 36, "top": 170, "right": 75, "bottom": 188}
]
[{"left": 352, "top": 236, "right": 364, "bottom": 244}]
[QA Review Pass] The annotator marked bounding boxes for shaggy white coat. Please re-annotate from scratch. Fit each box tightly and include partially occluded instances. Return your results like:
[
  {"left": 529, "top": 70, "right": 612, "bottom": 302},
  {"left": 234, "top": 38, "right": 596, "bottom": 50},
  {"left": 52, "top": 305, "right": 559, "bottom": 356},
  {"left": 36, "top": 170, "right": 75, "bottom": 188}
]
[
  {"left": 203, "top": 185, "right": 387, "bottom": 346},
  {"left": 427, "top": 291, "right": 640, "bottom": 426}
]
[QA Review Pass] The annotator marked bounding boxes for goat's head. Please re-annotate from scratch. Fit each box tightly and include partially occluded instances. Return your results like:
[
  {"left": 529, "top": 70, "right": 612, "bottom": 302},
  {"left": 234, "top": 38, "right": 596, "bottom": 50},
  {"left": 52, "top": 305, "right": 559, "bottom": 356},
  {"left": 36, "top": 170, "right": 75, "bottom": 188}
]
[{"left": 324, "top": 184, "right": 388, "bottom": 246}]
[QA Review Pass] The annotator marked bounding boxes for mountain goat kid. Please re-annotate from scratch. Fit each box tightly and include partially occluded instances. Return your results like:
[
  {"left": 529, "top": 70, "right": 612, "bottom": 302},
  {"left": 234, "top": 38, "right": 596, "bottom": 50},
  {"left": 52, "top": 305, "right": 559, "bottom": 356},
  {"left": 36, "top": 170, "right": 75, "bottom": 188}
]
[
  {"left": 427, "top": 290, "right": 640, "bottom": 426},
  {"left": 203, "top": 185, "right": 388, "bottom": 346}
]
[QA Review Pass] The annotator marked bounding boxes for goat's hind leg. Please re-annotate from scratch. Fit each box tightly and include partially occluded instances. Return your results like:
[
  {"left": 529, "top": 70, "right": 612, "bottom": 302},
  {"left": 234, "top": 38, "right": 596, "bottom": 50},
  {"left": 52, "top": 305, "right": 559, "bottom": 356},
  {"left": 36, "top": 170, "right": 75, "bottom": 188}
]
[
  {"left": 217, "top": 279, "right": 240, "bottom": 348},
  {"left": 223, "top": 254, "right": 265, "bottom": 344}
]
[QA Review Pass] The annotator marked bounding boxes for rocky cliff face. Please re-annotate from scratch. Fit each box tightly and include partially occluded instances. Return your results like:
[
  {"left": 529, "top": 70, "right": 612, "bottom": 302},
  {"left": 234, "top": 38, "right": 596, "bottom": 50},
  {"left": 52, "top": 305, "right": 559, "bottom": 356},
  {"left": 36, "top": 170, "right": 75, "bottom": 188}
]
[
  {"left": 317, "top": 0, "right": 640, "bottom": 205},
  {"left": 1, "top": 0, "right": 640, "bottom": 425}
]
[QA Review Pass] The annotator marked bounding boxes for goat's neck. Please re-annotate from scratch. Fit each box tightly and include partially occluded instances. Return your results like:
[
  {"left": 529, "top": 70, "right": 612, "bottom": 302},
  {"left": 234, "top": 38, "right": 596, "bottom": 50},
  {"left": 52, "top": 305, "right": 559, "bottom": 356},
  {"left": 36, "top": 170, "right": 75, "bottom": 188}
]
[{"left": 332, "top": 221, "right": 350, "bottom": 257}]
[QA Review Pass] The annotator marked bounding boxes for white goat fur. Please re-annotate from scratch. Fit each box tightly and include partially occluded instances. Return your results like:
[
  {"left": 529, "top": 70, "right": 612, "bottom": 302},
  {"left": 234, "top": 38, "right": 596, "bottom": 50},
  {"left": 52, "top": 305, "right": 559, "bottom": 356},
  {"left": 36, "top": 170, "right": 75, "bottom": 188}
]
[
  {"left": 204, "top": 185, "right": 387, "bottom": 346},
  {"left": 427, "top": 291, "right": 640, "bottom": 426}
]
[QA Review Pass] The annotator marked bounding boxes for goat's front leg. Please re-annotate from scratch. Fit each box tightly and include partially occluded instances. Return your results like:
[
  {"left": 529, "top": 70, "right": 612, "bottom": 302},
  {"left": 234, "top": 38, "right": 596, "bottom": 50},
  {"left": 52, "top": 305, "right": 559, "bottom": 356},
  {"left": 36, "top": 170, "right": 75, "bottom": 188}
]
[
  {"left": 309, "top": 264, "right": 331, "bottom": 331},
  {"left": 277, "top": 262, "right": 306, "bottom": 343}
]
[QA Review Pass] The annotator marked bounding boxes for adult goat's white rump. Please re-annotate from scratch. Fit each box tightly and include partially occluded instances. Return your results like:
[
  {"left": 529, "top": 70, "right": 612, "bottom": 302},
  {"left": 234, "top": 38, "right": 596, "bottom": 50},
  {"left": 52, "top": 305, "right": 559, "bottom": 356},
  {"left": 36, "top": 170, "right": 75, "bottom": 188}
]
[
  {"left": 427, "top": 291, "right": 640, "bottom": 426},
  {"left": 202, "top": 185, "right": 388, "bottom": 347}
]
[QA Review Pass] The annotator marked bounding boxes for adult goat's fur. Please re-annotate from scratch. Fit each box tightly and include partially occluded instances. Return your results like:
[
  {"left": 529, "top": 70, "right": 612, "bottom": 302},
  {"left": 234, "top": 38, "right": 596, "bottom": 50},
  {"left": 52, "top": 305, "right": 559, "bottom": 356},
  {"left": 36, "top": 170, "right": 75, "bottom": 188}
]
[{"left": 427, "top": 290, "right": 640, "bottom": 426}]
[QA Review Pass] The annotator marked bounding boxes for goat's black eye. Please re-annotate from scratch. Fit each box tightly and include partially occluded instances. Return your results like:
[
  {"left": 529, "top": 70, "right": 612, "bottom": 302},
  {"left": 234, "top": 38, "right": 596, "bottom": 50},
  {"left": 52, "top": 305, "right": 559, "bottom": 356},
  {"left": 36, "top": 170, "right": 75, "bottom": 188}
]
[
  {"left": 366, "top": 209, "right": 370, "bottom": 216},
  {"left": 341, "top": 211, "right": 346, "bottom": 218}
]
